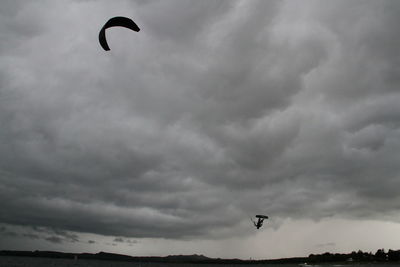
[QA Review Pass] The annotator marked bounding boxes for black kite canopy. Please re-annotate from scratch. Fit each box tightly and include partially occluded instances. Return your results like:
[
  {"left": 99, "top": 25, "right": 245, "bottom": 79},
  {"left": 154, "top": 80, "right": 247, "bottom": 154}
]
[{"left": 99, "top": 16, "right": 140, "bottom": 51}]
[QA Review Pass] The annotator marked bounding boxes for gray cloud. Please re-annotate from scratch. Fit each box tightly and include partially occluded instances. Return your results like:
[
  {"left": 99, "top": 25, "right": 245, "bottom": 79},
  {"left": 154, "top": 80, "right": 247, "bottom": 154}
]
[
  {"left": 0, "top": 0, "right": 400, "bottom": 247},
  {"left": 22, "top": 233, "right": 40, "bottom": 240},
  {"left": 316, "top": 242, "right": 336, "bottom": 248},
  {"left": 45, "top": 236, "right": 63, "bottom": 244},
  {"left": 113, "top": 237, "right": 137, "bottom": 245},
  {"left": 0, "top": 226, "right": 18, "bottom": 237}
]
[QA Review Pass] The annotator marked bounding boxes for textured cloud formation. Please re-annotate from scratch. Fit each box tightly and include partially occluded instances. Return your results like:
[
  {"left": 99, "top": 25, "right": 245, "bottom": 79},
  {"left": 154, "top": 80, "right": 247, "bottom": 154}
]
[{"left": 1, "top": 0, "right": 400, "bottom": 246}]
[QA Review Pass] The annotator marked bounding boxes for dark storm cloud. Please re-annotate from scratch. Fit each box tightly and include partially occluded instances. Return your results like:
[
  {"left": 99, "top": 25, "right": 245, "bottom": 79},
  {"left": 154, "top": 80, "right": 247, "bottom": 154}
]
[
  {"left": 0, "top": 225, "right": 81, "bottom": 244},
  {"left": 1, "top": 0, "right": 400, "bottom": 243}
]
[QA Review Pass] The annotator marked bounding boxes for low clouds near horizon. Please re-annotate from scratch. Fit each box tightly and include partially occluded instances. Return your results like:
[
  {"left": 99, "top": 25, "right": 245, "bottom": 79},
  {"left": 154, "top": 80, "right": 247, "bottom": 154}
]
[{"left": 1, "top": 0, "right": 400, "bottom": 257}]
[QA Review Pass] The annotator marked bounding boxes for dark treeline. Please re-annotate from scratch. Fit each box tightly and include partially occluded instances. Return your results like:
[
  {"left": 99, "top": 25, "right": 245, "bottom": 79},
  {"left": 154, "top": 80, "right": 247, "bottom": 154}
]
[
  {"left": 1, "top": 248, "right": 400, "bottom": 264},
  {"left": 306, "top": 248, "right": 400, "bottom": 263}
]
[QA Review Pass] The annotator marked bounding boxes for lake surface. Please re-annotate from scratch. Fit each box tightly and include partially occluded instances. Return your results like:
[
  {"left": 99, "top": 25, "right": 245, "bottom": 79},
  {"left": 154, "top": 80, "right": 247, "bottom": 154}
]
[{"left": 0, "top": 256, "right": 397, "bottom": 267}]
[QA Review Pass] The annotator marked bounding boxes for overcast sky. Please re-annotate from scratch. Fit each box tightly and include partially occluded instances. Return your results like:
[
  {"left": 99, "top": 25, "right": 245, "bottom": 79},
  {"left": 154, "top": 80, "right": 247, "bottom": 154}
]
[{"left": 1, "top": 0, "right": 400, "bottom": 260}]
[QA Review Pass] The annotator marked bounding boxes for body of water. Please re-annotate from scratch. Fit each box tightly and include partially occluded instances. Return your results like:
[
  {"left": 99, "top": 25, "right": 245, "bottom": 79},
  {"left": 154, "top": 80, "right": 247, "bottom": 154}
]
[{"left": 0, "top": 256, "right": 397, "bottom": 267}]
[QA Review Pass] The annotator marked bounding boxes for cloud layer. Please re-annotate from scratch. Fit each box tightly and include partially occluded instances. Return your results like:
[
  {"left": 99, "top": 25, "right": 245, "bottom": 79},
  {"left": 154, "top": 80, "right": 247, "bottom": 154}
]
[{"left": 1, "top": 0, "right": 400, "bottom": 244}]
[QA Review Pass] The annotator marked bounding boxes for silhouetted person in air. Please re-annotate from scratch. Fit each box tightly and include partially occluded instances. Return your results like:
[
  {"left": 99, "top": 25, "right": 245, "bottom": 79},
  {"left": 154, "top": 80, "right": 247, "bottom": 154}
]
[
  {"left": 254, "top": 217, "right": 264, "bottom": 229},
  {"left": 251, "top": 215, "right": 268, "bottom": 229}
]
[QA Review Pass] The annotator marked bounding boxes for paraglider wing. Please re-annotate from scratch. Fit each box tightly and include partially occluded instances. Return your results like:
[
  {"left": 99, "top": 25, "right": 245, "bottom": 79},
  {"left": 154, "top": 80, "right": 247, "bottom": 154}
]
[
  {"left": 255, "top": 215, "right": 268, "bottom": 219},
  {"left": 99, "top": 16, "right": 140, "bottom": 51}
]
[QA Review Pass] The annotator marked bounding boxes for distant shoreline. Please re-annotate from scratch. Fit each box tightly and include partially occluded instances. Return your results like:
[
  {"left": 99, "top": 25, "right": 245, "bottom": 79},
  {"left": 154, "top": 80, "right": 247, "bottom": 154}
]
[{"left": 1, "top": 249, "right": 400, "bottom": 264}]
